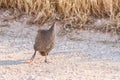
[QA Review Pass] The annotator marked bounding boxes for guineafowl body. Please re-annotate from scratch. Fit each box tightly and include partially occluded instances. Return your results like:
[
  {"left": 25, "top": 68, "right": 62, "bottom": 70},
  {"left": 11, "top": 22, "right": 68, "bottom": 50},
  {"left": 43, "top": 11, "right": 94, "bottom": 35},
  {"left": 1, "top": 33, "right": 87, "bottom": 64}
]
[{"left": 30, "top": 22, "right": 56, "bottom": 63}]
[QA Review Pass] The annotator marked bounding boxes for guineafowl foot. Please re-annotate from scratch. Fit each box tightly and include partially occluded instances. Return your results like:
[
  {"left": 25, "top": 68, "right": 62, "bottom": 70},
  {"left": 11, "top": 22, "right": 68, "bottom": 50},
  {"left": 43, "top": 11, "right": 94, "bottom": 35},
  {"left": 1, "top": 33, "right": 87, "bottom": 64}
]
[
  {"left": 44, "top": 59, "right": 51, "bottom": 63},
  {"left": 45, "top": 59, "right": 50, "bottom": 63},
  {"left": 45, "top": 59, "right": 47, "bottom": 63},
  {"left": 26, "top": 60, "right": 33, "bottom": 64}
]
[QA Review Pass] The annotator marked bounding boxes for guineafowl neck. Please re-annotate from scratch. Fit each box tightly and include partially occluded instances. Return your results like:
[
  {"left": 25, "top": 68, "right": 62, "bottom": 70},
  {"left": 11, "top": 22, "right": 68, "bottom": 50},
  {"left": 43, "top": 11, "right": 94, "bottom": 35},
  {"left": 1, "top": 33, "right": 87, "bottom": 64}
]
[{"left": 49, "top": 22, "right": 55, "bottom": 32}]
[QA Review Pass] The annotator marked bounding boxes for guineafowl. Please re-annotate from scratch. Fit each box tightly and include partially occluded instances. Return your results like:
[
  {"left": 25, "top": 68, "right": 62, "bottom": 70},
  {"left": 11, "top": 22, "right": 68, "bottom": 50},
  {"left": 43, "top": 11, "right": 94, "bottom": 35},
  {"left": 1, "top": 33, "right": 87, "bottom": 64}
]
[{"left": 29, "top": 21, "right": 56, "bottom": 63}]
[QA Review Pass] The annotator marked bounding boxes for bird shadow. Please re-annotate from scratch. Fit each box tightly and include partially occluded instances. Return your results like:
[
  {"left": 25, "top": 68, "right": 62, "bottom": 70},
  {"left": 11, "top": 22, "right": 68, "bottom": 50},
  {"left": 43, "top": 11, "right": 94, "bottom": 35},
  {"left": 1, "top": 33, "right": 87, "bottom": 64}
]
[{"left": 0, "top": 59, "right": 27, "bottom": 66}]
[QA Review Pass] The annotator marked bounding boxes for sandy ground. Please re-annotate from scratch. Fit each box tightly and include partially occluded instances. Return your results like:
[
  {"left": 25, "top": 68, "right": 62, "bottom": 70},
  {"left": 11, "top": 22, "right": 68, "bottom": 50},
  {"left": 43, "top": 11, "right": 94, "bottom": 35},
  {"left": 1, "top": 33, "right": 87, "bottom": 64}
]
[{"left": 0, "top": 10, "right": 120, "bottom": 80}]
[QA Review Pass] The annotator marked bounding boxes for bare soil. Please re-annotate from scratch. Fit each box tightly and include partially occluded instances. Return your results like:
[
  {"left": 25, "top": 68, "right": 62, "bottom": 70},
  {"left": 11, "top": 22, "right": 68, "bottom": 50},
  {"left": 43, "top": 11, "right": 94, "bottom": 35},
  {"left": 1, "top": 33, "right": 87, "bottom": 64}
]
[{"left": 0, "top": 10, "right": 120, "bottom": 80}]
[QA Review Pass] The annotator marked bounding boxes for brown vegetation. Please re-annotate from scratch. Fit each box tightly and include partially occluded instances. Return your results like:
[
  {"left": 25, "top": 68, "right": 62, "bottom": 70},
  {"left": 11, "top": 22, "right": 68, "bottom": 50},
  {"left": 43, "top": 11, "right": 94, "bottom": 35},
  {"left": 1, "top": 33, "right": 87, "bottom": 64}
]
[{"left": 0, "top": 0, "right": 120, "bottom": 34}]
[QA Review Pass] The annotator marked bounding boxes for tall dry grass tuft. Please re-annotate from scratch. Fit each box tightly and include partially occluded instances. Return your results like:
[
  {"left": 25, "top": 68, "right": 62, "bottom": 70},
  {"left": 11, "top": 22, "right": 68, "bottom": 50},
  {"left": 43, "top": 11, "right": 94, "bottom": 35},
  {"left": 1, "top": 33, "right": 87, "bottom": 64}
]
[{"left": 0, "top": 0, "right": 120, "bottom": 33}]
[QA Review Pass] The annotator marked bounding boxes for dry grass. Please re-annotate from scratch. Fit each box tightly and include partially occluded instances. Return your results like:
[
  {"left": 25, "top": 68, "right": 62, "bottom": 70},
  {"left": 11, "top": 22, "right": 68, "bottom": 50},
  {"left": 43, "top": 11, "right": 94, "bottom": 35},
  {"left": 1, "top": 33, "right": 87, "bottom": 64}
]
[{"left": 0, "top": 0, "right": 120, "bottom": 34}]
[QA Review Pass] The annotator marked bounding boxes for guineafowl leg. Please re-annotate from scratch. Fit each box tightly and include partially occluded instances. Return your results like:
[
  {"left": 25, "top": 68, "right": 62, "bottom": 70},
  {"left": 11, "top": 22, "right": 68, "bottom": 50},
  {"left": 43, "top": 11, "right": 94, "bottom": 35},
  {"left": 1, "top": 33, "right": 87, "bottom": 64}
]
[
  {"left": 26, "top": 50, "right": 36, "bottom": 64},
  {"left": 45, "top": 53, "right": 48, "bottom": 63},
  {"left": 30, "top": 50, "right": 37, "bottom": 61}
]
